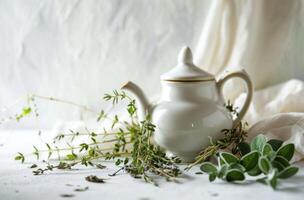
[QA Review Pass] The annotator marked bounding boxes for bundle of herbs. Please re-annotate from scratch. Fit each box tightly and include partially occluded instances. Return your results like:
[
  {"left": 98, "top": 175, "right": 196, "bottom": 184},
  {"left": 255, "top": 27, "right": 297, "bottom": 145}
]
[
  {"left": 10, "top": 91, "right": 298, "bottom": 188},
  {"left": 14, "top": 91, "right": 181, "bottom": 186}
]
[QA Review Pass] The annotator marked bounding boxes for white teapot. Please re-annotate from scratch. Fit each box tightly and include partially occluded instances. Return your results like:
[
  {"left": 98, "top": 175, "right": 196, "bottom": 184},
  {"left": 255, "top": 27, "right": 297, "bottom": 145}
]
[{"left": 122, "top": 46, "right": 253, "bottom": 162}]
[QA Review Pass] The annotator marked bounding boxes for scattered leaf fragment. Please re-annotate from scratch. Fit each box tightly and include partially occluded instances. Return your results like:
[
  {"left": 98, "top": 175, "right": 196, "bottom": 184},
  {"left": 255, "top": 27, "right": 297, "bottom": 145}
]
[
  {"left": 74, "top": 186, "right": 89, "bottom": 192},
  {"left": 29, "top": 164, "right": 38, "bottom": 168},
  {"left": 85, "top": 175, "right": 106, "bottom": 183},
  {"left": 60, "top": 194, "right": 75, "bottom": 198}
]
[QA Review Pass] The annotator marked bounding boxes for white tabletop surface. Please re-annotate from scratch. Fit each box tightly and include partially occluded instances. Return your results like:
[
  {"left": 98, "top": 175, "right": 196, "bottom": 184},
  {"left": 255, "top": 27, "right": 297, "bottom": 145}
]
[{"left": 1, "top": 130, "right": 304, "bottom": 200}]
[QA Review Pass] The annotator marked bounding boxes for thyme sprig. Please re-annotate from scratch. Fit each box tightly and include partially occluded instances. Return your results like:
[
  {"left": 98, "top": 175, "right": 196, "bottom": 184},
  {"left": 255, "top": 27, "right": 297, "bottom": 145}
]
[
  {"left": 186, "top": 101, "right": 247, "bottom": 170},
  {"left": 0, "top": 95, "right": 38, "bottom": 124},
  {"left": 14, "top": 91, "right": 181, "bottom": 185}
]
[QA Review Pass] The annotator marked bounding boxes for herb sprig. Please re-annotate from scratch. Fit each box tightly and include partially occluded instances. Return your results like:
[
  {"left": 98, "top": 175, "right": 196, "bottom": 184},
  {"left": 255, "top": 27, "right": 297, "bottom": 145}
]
[
  {"left": 199, "top": 134, "right": 299, "bottom": 189},
  {"left": 14, "top": 91, "right": 181, "bottom": 185},
  {"left": 186, "top": 101, "right": 247, "bottom": 169}
]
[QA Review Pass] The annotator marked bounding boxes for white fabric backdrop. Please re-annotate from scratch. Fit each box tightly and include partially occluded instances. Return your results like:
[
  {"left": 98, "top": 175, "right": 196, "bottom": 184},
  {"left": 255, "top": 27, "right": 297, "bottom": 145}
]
[
  {"left": 0, "top": 0, "right": 304, "bottom": 145},
  {"left": 0, "top": 0, "right": 210, "bottom": 129}
]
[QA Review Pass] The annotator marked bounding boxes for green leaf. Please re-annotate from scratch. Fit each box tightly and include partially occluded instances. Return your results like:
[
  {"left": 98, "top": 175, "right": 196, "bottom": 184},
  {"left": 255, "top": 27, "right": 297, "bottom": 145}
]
[
  {"left": 209, "top": 173, "right": 217, "bottom": 182},
  {"left": 272, "top": 160, "right": 285, "bottom": 172},
  {"left": 277, "top": 166, "right": 299, "bottom": 179},
  {"left": 217, "top": 164, "right": 228, "bottom": 178},
  {"left": 256, "top": 177, "right": 267, "bottom": 185},
  {"left": 200, "top": 162, "right": 217, "bottom": 174},
  {"left": 266, "top": 151, "right": 277, "bottom": 162},
  {"left": 97, "top": 110, "right": 105, "bottom": 122},
  {"left": 96, "top": 164, "right": 106, "bottom": 169},
  {"left": 225, "top": 169, "right": 245, "bottom": 182},
  {"left": 267, "top": 170, "right": 278, "bottom": 190},
  {"left": 79, "top": 143, "right": 89, "bottom": 152},
  {"left": 111, "top": 115, "right": 119, "bottom": 129},
  {"left": 237, "top": 142, "right": 251, "bottom": 156},
  {"left": 115, "top": 159, "right": 122, "bottom": 166},
  {"left": 240, "top": 151, "right": 259, "bottom": 171},
  {"left": 220, "top": 152, "right": 239, "bottom": 164},
  {"left": 250, "top": 134, "right": 267, "bottom": 152},
  {"left": 277, "top": 143, "right": 295, "bottom": 161},
  {"left": 262, "top": 143, "right": 273, "bottom": 156},
  {"left": 22, "top": 107, "right": 32, "bottom": 115},
  {"left": 218, "top": 157, "right": 226, "bottom": 166},
  {"left": 247, "top": 164, "right": 262, "bottom": 176},
  {"left": 258, "top": 156, "right": 272, "bottom": 174},
  {"left": 127, "top": 100, "right": 137, "bottom": 117},
  {"left": 88, "top": 148, "right": 96, "bottom": 157},
  {"left": 269, "top": 177, "right": 277, "bottom": 190},
  {"left": 45, "top": 143, "right": 51, "bottom": 150},
  {"left": 262, "top": 169, "right": 278, "bottom": 190},
  {"left": 274, "top": 155, "right": 290, "bottom": 167},
  {"left": 267, "top": 139, "right": 283, "bottom": 151},
  {"left": 66, "top": 153, "right": 77, "bottom": 161},
  {"left": 32, "top": 145, "right": 39, "bottom": 160},
  {"left": 14, "top": 152, "right": 25, "bottom": 163},
  {"left": 229, "top": 163, "right": 246, "bottom": 172}
]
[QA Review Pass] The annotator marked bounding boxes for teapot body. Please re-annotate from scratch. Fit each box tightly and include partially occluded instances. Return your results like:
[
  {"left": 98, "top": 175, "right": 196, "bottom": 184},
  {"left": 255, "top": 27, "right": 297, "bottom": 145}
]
[
  {"left": 122, "top": 47, "right": 253, "bottom": 163},
  {"left": 152, "top": 81, "right": 233, "bottom": 162}
]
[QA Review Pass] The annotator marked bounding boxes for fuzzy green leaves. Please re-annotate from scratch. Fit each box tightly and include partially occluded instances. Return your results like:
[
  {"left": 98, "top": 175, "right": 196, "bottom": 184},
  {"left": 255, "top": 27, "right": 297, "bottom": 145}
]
[
  {"left": 259, "top": 156, "right": 272, "bottom": 174},
  {"left": 237, "top": 142, "right": 251, "bottom": 156},
  {"left": 240, "top": 151, "right": 259, "bottom": 171},
  {"left": 226, "top": 169, "right": 245, "bottom": 182},
  {"left": 277, "top": 144, "right": 295, "bottom": 161},
  {"left": 200, "top": 162, "right": 218, "bottom": 182},
  {"left": 200, "top": 162, "right": 217, "bottom": 174},
  {"left": 220, "top": 152, "right": 239, "bottom": 164},
  {"left": 199, "top": 134, "right": 298, "bottom": 189},
  {"left": 199, "top": 152, "right": 246, "bottom": 183},
  {"left": 277, "top": 166, "right": 299, "bottom": 179},
  {"left": 262, "top": 143, "right": 273, "bottom": 156},
  {"left": 250, "top": 134, "right": 267, "bottom": 152},
  {"left": 267, "top": 139, "right": 283, "bottom": 151}
]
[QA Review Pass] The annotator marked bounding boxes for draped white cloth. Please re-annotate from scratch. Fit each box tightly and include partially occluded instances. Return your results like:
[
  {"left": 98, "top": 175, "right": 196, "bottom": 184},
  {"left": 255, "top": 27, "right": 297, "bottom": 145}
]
[{"left": 194, "top": 0, "right": 304, "bottom": 161}]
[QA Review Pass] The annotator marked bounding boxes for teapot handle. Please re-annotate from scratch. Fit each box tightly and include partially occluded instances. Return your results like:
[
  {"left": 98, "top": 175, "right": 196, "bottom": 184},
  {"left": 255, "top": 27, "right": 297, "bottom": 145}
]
[{"left": 216, "top": 70, "right": 253, "bottom": 128}]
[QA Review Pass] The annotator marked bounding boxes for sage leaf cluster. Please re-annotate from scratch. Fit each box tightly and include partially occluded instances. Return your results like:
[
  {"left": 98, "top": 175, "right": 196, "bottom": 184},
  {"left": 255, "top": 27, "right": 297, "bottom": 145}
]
[{"left": 200, "top": 134, "right": 299, "bottom": 189}]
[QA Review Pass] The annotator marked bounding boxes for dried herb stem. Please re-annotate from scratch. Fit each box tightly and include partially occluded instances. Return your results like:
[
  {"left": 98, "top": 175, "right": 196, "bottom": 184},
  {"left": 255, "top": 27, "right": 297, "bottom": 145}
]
[{"left": 32, "top": 94, "right": 96, "bottom": 113}]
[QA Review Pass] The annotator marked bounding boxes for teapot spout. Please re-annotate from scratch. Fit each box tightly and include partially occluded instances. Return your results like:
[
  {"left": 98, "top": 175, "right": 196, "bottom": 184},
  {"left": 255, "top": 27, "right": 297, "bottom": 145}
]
[{"left": 121, "top": 81, "right": 150, "bottom": 121}]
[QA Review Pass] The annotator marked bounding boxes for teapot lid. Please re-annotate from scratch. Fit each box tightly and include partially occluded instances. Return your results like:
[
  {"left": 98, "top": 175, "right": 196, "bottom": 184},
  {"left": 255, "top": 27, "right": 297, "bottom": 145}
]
[{"left": 161, "top": 46, "right": 214, "bottom": 82}]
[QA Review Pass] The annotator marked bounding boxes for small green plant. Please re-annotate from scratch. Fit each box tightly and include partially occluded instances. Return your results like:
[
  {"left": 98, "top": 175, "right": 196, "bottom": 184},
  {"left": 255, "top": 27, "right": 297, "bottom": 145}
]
[{"left": 199, "top": 134, "right": 298, "bottom": 189}]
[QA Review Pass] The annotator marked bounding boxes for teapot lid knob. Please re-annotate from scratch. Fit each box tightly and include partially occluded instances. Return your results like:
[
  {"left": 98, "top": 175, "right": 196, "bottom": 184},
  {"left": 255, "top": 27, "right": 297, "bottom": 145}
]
[
  {"left": 161, "top": 46, "right": 214, "bottom": 81},
  {"left": 178, "top": 46, "right": 193, "bottom": 65}
]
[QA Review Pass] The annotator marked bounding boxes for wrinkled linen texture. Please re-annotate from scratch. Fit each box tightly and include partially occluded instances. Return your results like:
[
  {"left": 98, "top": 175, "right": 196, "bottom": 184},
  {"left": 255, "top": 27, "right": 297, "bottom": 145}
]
[{"left": 194, "top": 0, "right": 304, "bottom": 161}]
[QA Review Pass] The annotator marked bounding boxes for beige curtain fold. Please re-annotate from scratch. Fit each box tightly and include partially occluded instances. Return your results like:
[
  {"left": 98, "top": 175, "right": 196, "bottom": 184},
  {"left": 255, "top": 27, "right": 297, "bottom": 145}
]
[{"left": 194, "top": 0, "right": 304, "bottom": 161}]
